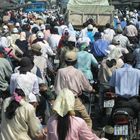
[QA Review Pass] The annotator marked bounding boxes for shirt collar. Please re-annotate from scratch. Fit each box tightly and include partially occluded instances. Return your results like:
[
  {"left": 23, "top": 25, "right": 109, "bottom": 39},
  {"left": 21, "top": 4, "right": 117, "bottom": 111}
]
[{"left": 123, "top": 63, "right": 132, "bottom": 68}]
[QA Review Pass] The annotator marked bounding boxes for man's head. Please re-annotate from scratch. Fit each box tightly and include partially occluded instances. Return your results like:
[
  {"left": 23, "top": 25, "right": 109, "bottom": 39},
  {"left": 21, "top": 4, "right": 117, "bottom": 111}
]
[
  {"left": 112, "top": 38, "right": 120, "bottom": 45},
  {"left": 36, "top": 31, "right": 44, "bottom": 40},
  {"left": 116, "top": 28, "right": 123, "bottom": 34},
  {"left": 106, "top": 23, "right": 111, "bottom": 28},
  {"left": 80, "top": 43, "right": 88, "bottom": 51},
  {"left": 65, "top": 51, "right": 77, "bottom": 66},
  {"left": 94, "top": 32, "right": 101, "bottom": 41},
  {"left": 87, "top": 24, "right": 93, "bottom": 32},
  {"left": 67, "top": 36, "right": 76, "bottom": 50},
  {"left": 2, "top": 25, "right": 9, "bottom": 33},
  {"left": 31, "top": 43, "right": 42, "bottom": 56},
  {"left": 12, "top": 28, "right": 19, "bottom": 34},
  {"left": 123, "top": 53, "right": 134, "bottom": 65},
  {"left": 18, "top": 57, "right": 34, "bottom": 74}
]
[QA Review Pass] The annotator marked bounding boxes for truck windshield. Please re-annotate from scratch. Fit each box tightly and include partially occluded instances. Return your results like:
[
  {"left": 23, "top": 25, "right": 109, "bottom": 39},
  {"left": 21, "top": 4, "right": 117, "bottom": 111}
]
[
  {"left": 24, "top": 2, "right": 48, "bottom": 13},
  {"left": 27, "top": 3, "right": 45, "bottom": 9}
]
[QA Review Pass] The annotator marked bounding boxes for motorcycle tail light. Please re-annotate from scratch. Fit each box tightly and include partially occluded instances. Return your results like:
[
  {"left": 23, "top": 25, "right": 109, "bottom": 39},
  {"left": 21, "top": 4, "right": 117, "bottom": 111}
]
[
  {"left": 114, "top": 115, "right": 129, "bottom": 125},
  {"left": 104, "top": 92, "right": 116, "bottom": 99}
]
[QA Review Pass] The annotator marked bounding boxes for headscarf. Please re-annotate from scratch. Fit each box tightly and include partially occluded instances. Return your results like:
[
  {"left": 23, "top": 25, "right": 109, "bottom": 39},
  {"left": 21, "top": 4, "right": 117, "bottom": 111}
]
[{"left": 53, "top": 88, "right": 75, "bottom": 117}]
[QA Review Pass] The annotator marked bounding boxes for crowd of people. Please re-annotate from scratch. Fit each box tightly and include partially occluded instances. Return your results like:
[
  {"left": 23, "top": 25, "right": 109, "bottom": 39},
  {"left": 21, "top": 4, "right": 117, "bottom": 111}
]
[{"left": 0, "top": 7, "right": 140, "bottom": 140}]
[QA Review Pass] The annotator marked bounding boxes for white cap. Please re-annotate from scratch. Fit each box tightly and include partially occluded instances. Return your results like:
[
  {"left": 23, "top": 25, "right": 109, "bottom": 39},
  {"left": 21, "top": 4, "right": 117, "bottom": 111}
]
[
  {"left": 77, "top": 37, "right": 90, "bottom": 46},
  {"left": 134, "top": 9, "right": 137, "bottom": 13},
  {"left": 87, "top": 24, "right": 93, "bottom": 30},
  {"left": 36, "top": 31, "right": 44, "bottom": 39},
  {"left": 3, "top": 25, "right": 8, "bottom": 29},
  {"left": 68, "top": 36, "right": 76, "bottom": 42},
  {"left": 12, "top": 28, "right": 19, "bottom": 33},
  {"left": 40, "top": 24, "right": 45, "bottom": 30},
  {"left": 15, "top": 22, "right": 20, "bottom": 27},
  {"left": 28, "top": 93, "right": 37, "bottom": 102}
]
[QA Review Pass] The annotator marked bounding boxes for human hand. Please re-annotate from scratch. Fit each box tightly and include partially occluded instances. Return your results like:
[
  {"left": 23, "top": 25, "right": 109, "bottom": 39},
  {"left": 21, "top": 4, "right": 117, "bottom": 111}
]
[
  {"left": 42, "top": 127, "right": 47, "bottom": 136},
  {"left": 90, "top": 88, "right": 96, "bottom": 93}
]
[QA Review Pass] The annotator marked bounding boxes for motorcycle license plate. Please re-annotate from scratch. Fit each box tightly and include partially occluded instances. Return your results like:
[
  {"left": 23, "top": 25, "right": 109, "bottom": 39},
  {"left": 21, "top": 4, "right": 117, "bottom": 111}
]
[
  {"left": 104, "top": 99, "right": 114, "bottom": 108},
  {"left": 54, "top": 59, "right": 60, "bottom": 64},
  {"left": 114, "top": 125, "right": 128, "bottom": 135}
]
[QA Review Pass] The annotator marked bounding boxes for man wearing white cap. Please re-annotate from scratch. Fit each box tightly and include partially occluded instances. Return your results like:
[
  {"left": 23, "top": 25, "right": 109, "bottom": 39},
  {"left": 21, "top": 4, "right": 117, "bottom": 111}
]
[{"left": 79, "top": 24, "right": 98, "bottom": 39}]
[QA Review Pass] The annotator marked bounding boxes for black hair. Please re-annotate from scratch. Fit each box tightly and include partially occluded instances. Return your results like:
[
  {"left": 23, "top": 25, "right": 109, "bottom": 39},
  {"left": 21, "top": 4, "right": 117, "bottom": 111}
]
[
  {"left": 98, "top": 26, "right": 104, "bottom": 33},
  {"left": 67, "top": 42, "right": 75, "bottom": 50},
  {"left": 106, "top": 59, "right": 117, "bottom": 68},
  {"left": 45, "top": 24, "right": 51, "bottom": 30},
  {"left": 106, "top": 23, "right": 111, "bottom": 28},
  {"left": 32, "top": 38, "right": 45, "bottom": 44},
  {"left": 57, "top": 114, "right": 71, "bottom": 140},
  {"left": 5, "top": 89, "right": 25, "bottom": 119},
  {"left": 87, "top": 29, "right": 93, "bottom": 32},
  {"left": 21, "top": 24, "right": 31, "bottom": 31},
  {"left": 32, "top": 27, "right": 39, "bottom": 34},
  {"left": 50, "top": 27, "right": 59, "bottom": 34},
  {"left": 123, "top": 53, "right": 134, "bottom": 65}
]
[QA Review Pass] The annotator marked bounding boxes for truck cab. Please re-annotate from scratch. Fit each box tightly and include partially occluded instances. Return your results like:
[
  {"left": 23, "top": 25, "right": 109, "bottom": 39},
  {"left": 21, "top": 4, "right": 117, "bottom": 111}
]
[{"left": 23, "top": 1, "right": 49, "bottom": 13}]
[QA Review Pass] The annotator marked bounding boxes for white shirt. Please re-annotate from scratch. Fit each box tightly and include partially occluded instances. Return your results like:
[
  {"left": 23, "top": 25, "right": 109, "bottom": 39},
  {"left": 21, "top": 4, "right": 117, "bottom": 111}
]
[
  {"left": 0, "top": 36, "right": 10, "bottom": 48},
  {"left": 10, "top": 72, "right": 39, "bottom": 97},
  {"left": 33, "top": 55, "right": 47, "bottom": 83},
  {"left": 123, "top": 24, "right": 138, "bottom": 37},
  {"left": 37, "top": 41, "right": 55, "bottom": 58},
  {"left": 47, "top": 34, "right": 61, "bottom": 51},
  {"left": 103, "top": 28, "right": 115, "bottom": 42},
  {"left": 113, "top": 34, "right": 131, "bottom": 48}
]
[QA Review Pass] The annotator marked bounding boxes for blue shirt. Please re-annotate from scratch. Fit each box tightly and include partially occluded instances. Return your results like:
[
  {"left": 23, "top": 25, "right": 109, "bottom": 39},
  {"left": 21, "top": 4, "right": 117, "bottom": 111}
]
[
  {"left": 76, "top": 51, "right": 98, "bottom": 81},
  {"left": 91, "top": 39, "right": 109, "bottom": 57},
  {"left": 87, "top": 31, "right": 94, "bottom": 43},
  {"left": 109, "top": 64, "right": 140, "bottom": 97},
  {"left": 121, "top": 21, "right": 127, "bottom": 29},
  {"left": 113, "top": 18, "right": 118, "bottom": 29},
  {"left": 133, "top": 46, "right": 140, "bottom": 69}
]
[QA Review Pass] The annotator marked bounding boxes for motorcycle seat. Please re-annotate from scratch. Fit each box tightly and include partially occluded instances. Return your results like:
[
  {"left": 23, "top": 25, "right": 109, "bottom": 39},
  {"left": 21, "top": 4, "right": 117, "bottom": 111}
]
[{"left": 113, "top": 107, "right": 135, "bottom": 118}]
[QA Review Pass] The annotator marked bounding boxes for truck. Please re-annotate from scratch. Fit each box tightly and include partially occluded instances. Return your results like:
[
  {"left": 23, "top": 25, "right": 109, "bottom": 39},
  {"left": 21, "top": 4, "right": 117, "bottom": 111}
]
[
  {"left": 23, "top": 0, "right": 50, "bottom": 13},
  {"left": 64, "top": 0, "right": 114, "bottom": 26}
]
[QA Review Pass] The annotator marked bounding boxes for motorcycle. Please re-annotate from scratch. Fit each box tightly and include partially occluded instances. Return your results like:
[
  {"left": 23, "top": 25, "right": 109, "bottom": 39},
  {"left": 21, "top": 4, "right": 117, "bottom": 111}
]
[
  {"left": 112, "top": 107, "right": 138, "bottom": 140},
  {"left": 103, "top": 92, "right": 116, "bottom": 116}
]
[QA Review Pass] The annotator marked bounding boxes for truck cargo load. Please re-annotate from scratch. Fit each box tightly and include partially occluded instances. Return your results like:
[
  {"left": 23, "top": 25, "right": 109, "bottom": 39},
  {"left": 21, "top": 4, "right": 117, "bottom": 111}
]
[{"left": 66, "top": 0, "right": 114, "bottom": 26}]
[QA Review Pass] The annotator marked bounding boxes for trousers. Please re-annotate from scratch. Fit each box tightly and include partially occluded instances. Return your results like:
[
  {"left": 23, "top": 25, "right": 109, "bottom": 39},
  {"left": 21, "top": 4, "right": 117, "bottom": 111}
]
[{"left": 74, "top": 97, "right": 92, "bottom": 129}]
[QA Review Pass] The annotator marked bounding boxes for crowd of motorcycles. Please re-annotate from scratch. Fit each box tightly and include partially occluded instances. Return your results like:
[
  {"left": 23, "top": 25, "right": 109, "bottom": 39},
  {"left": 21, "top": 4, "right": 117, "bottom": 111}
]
[
  {"left": 47, "top": 42, "right": 140, "bottom": 140},
  {"left": 47, "top": 58, "right": 140, "bottom": 140}
]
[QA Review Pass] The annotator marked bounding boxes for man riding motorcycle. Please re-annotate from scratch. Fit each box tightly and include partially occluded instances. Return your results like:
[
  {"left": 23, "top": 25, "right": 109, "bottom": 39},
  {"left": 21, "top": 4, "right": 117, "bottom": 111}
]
[{"left": 109, "top": 53, "right": 140, "bottom": 134}]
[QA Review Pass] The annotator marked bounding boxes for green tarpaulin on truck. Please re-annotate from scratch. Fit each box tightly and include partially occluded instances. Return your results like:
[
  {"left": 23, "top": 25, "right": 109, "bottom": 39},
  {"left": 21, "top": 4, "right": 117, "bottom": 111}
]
[
  {"left": 68, "top": 0, "right": 109, "bottom": 6},
  {"left": 66, "top": 0, "right": 114, "bottom": 26},
  {"left": 67, "top": 0, "right": 114, "bottom": 14}
]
